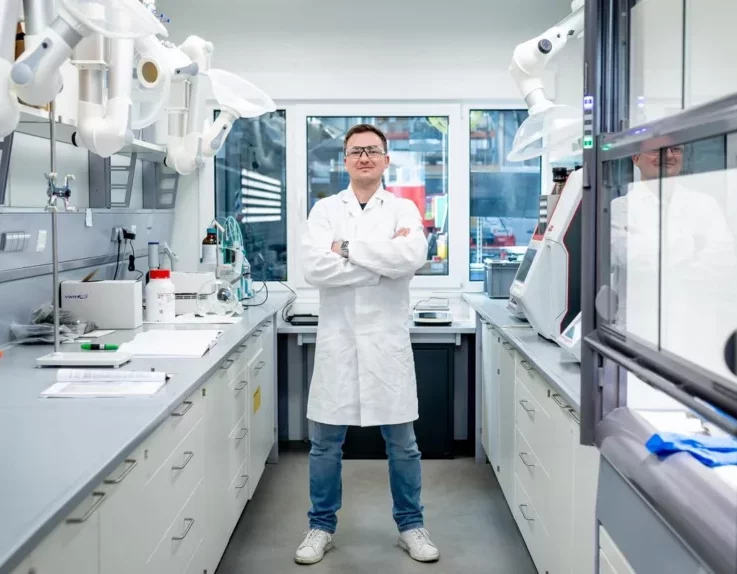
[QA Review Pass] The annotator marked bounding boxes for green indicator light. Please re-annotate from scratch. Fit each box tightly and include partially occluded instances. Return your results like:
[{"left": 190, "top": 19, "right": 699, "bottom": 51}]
[{"left": 583, "top": 137, "right": 594, "bottom": 149}]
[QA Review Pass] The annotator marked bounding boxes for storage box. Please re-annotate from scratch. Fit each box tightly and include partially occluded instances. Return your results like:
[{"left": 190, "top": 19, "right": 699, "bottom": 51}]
[
  {"left": 484, "top": 260, "right": 520, "bottom": 299},
  {"left": 60, "top": 280, "right": 143, "bottom": 329}
]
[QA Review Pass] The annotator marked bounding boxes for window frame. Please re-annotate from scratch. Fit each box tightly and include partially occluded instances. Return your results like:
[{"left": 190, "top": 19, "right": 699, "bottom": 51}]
[
  {"left": 287, "top": 102, "right": 466, "bottom": 291},
  {"left": 462, "top": 103, "right": 546, "bottom": 290}
]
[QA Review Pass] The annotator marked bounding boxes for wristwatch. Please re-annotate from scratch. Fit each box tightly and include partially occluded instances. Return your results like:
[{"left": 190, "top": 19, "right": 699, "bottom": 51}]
[{"left": 340, "top": 240, "right": 349, "bottom": 258}]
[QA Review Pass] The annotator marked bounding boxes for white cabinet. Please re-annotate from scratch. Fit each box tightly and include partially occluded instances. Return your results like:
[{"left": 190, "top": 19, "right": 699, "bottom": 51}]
[
  {"left": 599, "top": 525, "right": 636, "bottom": 574},
  {"left": 498, "top": 335, "right": 517, "bottom": 503},
  {"left": 480, "top": 322, "right": 493, "bottom": 460},
  {"left": 12, "top": 314, "right": 279, "bottom": 574}
]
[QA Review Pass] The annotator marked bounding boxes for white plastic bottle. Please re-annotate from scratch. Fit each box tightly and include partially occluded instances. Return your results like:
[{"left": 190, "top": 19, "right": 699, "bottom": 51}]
[{"left": 145, "top": 269, "right": 176, "bottom": 322}]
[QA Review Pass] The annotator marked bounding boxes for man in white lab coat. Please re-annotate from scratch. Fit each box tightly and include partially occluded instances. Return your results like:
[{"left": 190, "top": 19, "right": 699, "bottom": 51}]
[
  {"left": 610, "top": 143, "right": 737, "bottom": 383},
  {"left": 295, "top": 124, "right": 440, "bottom": 565}
]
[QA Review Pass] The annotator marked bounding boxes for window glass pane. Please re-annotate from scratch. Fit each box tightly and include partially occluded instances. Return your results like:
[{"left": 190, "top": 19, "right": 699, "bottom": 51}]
[
  {"left": 604, "top": 135, "right": 737, "bottom": 385},
  {"left": 307, "top": 116, "right": 449, "bottom": 276},
  {"left": 469, "top": 110, "right": 542, "bottom": 281},
  {"left": 214, "top": 111, "right": 287, "bottom": 281}
]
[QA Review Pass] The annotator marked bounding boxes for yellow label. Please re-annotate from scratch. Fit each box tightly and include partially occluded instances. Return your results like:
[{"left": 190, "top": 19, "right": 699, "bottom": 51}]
[{"left": 253, "top": 386, "right": 261, "bottom": 414}]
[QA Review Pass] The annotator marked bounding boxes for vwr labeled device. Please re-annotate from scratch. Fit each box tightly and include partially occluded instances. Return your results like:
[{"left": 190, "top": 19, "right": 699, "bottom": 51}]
[
  {"left": 508, "top": 167, "right": 583, "bottom": 343},
  {"left": 60, "top": 280, "right": 143, "bottom": 330}
]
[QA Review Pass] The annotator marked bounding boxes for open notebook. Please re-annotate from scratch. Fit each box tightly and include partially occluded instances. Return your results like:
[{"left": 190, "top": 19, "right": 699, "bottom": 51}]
[
  {"left": 41, "top": 369, "right": 170, "bottom": 398},
  {"left": 118, "top": 330, "right": 223, "bottom": 358}
]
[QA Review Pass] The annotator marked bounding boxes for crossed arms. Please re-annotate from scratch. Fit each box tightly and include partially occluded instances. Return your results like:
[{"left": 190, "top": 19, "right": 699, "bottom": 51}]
[{"left": 302, "top": 200, "right": 428, "bottom": 289}]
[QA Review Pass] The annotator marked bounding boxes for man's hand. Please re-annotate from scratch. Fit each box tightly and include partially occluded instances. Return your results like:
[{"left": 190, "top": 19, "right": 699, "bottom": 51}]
[
  {"left": 393, "top": 228, "right": 410, "bottom": 239},
  {"left": 332, "top": 241, "right": 344, "bottom": 256}
]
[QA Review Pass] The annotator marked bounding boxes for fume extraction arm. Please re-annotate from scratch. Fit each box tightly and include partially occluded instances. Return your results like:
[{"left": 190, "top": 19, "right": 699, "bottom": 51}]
[
  {"left": 507, "top": 0, "right": 584, "bottom": 161},
  {"left": 164, "top": 36, "right": 276, "bottom": 175}
]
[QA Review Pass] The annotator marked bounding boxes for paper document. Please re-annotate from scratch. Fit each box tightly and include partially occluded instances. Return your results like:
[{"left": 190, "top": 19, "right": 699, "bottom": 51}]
[
  {"left": 56, "top": 369, "right": 168, "bottom": 383},
  {"left": 41, "top": 380, "right": 166, "bottom": 398},
  {"left": 118, "top": 330, "right": 222, "bottom": 358}
]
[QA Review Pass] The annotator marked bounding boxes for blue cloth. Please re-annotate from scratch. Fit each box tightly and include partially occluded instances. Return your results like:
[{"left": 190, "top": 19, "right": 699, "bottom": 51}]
[
  {"left": 646, "top": 432, "right": 737, "bottom": 467},
  {"left": 308, "top": 421, "right": 425, "bottom": 534}
]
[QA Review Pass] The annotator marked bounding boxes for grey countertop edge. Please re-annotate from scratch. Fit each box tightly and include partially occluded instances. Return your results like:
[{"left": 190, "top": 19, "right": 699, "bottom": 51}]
[
  {"left": 277, "top": 323, "right": 476, "bottom": 335},
  {"left": 462, "top": 293, "right": 582, "bottom": 413},
  {"left": 0, "top": 295, "right": 291, "bottom": 574}
]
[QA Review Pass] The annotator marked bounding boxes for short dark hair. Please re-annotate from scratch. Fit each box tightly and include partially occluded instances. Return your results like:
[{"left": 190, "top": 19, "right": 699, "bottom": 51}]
[{"left": 343, "top": 123, "right": 387, "bottom": 153}]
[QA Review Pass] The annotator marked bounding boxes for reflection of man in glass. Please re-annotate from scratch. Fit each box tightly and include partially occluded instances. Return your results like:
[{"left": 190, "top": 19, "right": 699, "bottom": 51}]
[{"left": 610, "top": 142, "right": 737, "bottom": 382}]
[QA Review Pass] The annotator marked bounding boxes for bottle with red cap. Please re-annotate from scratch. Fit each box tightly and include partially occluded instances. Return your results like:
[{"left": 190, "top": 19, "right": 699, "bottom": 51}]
[{"left": 145, "top": 269, "right": 176, "bottom": 322}]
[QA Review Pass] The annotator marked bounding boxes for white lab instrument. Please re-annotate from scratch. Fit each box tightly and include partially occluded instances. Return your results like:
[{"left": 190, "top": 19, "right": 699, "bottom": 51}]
[
  {"left": 507, "top": 0, "right": 585, "bottom": 161},
  {"left": 413, "top": 298, "right": 453, "bottom": 326},
  {"left": 303, "top": 188, "right": 428, "bottom": 427},
  {"left": 36, "top": 351, "right": 133, "bottom": 368},
  {"left": 557, "top": 312, "right": 582, "bottom": 362},
  {"left": 144, "top": 269, "right": 176, "bottom": 322},
  {"left": 60, "top": 280, "right": 143, "bottom": 329},
  {"left": 508, "top": 168, "right": 583, "bottom": 341},
  {"left": 170, "top": 271, "right": 215, "bottom": 315}
]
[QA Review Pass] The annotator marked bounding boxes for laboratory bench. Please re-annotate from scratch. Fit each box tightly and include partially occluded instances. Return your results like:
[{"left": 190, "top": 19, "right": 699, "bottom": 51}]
[{"left": 0, "top": 292, "right": 290, "bottom": 574}]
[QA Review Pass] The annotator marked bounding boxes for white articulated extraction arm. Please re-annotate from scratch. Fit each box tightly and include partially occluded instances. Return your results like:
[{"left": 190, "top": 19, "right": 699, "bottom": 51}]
[
  {"left": 165, "top": 36, "right": 276, "bottom": 175},
  {"left": 507, "top": 0, "right": 585, "bottom": 161}
]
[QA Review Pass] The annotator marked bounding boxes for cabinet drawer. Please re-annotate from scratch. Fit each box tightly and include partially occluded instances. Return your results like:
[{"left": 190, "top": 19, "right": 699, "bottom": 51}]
[
  {"left": 226, "top": 366, "right": 248, "bottom": 429},
  {"left": 513, "top": 474, "right": 548, "bottom": 574},
  {"left": 599, "top": 526, "right": 636, "bottom": 574},
  {"left": 23, "top": 491, "right": 103, "bottom": 574},
  {"left": 516, "top": 356, "right": 550, "bottom": 408},
  {"left": 146, "top": 477, "right": 206, "bottom": 574},
  {"left": 226, "top": 412, "right": 250, "bottom": 484},
  {"left": 515, "top": 378, "right": 552, "bottom": 473},
  {"left": 143, "top": 416, "right": 205, "bottom": 558},
  {"left": 514, "top": 426, "right": 550, "bottom": 530},
  {"left": 226, "top": 457, "right": 250, "bottom": 526},
  {"left": 142, "top": 387, "right": 204, "bottom": 483}
]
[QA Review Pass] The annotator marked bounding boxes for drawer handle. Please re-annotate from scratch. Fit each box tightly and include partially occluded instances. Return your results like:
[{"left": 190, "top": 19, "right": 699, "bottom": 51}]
[
  {"left": 103, "top": 459, "right": 137, "bottom": 485},
  {"left": 234, "top": 380, "right": 248, "bottom": 391},
  {"left": 519, "top": 452, "right": 535, "bottom": 468},
  {"left": 172, "top": 518, "right": 195, "bottom": 541},
  {"left": 255, "top": 360, "right": 266, "bottom": 371},
  {"left": 236, "top": 475, "right": 249, "bottom": 489},
  {"left": 171, "top": 401, "right": 194, "bottom": 417},
  {"left": 519, "top": 399, "right": 535, "bottom": 413},
  {"left": 172, "top": 451, "right": 194, "bottom": 471},
  {"left": 520, "top": 360, "right": 533, "bottom": 371},
  {"left": 221, "top": 358, "right": 236, "bottom": 370},
  {"left": 568, "top": 408, "right": 580, "bottom": 424},
  {"left": 66, "top": 492, "right": 106, "bottom": 524},
  {"left": 551, "top": 393, "right": 568, "bottom": 409},
  {"left": 236, "top": 344, "right": 248, "bottom": 353},
  {"left": 235, "top": 428, "right": 248, "bottom": 440},
  {"left": 518, "top": 504, "right": 534, "bottom": 522},
  {"left": 502, "top": 342, "right": 514, "bottom": 351},
  {"left": 254, "top": 329, "right": 263, "bottom": 336}
]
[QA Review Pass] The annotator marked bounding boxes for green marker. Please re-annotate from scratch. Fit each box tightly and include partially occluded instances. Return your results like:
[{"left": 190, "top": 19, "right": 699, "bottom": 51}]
[{"left": 81, "top": 343, "right": 119, "bottom": 351}]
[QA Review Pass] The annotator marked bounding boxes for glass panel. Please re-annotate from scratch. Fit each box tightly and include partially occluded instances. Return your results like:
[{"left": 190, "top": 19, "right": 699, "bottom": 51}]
[
  {"left": 306, "top": 116, "right": 449, "bottom": 276},
  {"left": 628, "top": 0, "right": 685, "bottom": 127},
  {"left": 469, "top": 110, "right": 541, "bottom": 281},
  {"left": 603, "top": 134, "right": 737, "bottom": 385},
  {"left": 214, "top": 110, "right": 287, "bottom": 281}
]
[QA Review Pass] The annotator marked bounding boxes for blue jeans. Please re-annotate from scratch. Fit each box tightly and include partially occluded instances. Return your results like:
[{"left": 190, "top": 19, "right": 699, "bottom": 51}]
[{"left": 308, "top": 421, "right": 425, "bottom": 534}]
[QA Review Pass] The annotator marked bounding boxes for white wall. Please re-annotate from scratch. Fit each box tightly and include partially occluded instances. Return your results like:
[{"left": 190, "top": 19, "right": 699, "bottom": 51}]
[{"left": 159, "top": 0, "right": 581, "bottom": 105}]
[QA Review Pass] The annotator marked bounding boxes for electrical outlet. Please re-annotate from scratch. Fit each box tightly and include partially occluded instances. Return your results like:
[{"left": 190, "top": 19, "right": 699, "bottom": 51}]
[
  {"left": 111, "top": 227, "right": 123, "bottom": 242},
  {"left": 130, "top": 225, "right": 136, "bottom": 234},
  {"left": 36, "top": 230, "right": 47, "bottom": 252}
]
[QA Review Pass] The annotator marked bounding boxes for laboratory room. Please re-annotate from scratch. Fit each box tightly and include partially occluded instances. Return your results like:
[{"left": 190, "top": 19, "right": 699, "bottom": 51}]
[{"left": 2, "top": 0, "right": 737, "bottom": 573}]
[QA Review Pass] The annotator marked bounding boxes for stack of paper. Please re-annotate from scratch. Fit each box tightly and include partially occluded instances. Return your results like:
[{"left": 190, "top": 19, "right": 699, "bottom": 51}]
[
  {"left": 118, "top": 330, "right": 223, "bottom": 358},
  {"left": 41, "top": 369, "right": 170, "bottom": 398}
]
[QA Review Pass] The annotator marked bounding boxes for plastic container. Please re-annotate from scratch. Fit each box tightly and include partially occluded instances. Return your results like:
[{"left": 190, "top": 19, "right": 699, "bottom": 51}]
[
  {"left": 145, "top": 269, "right": 176, "bottom": 322},
  {"left": 201, "top": 227, "right": 218, "bottom": 266},
  {"left": 242, "top": 255, "right": 253, "bottom": 299}
]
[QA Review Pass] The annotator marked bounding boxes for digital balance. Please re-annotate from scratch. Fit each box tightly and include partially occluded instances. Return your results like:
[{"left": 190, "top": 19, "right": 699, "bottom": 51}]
[{"left": 413, "top": 298, "right": 453, "bottom": 326}]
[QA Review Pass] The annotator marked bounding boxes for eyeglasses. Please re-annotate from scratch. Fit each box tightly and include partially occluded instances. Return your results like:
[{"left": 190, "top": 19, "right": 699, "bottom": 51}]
[
  {"left": 345, "top": 146, "right": 386, "bottom": 159},
  {"left": 642, "top": 146, "right": 685, "bottom": 157}
]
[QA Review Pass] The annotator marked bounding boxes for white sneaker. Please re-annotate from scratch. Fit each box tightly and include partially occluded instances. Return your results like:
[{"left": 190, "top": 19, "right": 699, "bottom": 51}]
[
  {"left": 295, "top": 529, "right": 334, "bottom": 565},
  {"left": 398, "top": 528, "right": 440, "bottom": 562}
]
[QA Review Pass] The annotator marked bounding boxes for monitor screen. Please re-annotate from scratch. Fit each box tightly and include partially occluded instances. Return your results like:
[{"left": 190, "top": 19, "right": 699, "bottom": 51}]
[{"left": 515, "top": 248, "right": 537, "bottom": 284}]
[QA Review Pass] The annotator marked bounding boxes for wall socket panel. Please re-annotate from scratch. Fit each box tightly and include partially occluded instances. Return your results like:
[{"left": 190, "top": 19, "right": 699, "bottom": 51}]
[
  {"left": 111, "top": 227, "right": 123, "bottom": 242},
  {"left": 0, "top": 231, "right": 31, "bottom": 252}
]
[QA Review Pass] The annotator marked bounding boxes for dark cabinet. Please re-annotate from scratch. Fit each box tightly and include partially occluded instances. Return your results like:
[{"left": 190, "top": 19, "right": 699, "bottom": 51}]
[{"left": 343, "top": 344, "right": 455, "bottom": 459}]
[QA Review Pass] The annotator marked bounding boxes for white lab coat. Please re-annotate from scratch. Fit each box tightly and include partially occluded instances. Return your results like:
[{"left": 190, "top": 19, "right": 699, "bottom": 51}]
[
  {"left": 611, "top": 177, "right": 737, "bottom": 382},
  {"left": 302, "top": 187, "right": 428, "bottom": 426}
]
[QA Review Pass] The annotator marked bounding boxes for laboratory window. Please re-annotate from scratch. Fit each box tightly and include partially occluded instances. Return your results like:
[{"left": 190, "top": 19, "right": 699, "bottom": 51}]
[
  {"left": 468, "top": 110, "right": 542, "bottom": 282},
  {"left": 214, "top": 110, "right": 287, "bottom": 281},
  {"left": 306, "top": 116, "right": 450, "bottom": 276}
]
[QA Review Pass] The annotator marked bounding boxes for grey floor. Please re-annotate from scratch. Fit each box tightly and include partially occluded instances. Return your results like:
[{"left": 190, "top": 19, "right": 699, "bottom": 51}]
[{"left": 215, "top": 449, "right": 536, "bottom": 574}]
